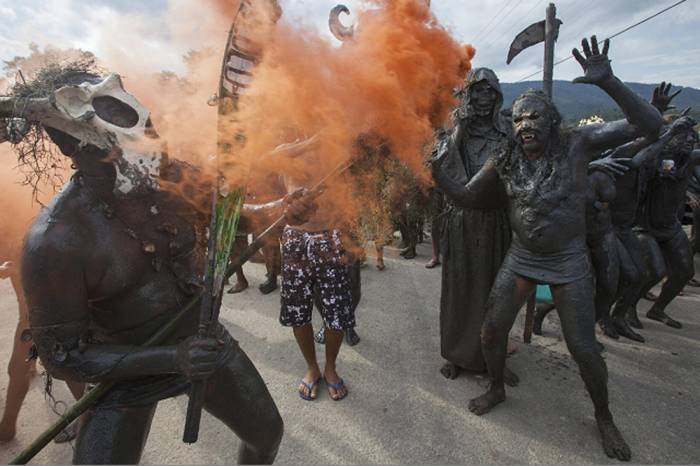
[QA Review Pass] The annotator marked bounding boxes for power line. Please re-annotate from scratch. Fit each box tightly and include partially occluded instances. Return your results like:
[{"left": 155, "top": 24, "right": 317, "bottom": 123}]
[
  {"left": 477, "top": 0, "right": 548, "bottom": 56},
  {"left": 478, "top": 0, "right": 524, "bottom": 45},
  {"left": 472, "top": 0, "right": 519, "bottom": 43},
  {"left": 515, "top": 0, "right": 689, "bottom": 82},
  {"left": 503, "top": 0, "right": 548, "bottom": 39}
]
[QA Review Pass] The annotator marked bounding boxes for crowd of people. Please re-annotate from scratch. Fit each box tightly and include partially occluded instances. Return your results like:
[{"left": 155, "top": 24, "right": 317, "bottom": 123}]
[{"left": 0, "top": 2, "right": 698, "bottom": 463}]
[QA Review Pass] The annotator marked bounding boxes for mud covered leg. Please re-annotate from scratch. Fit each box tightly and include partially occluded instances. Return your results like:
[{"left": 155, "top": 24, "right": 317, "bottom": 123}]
[
  {"left": 552, "top": 276, "right": 631, "bottom": 462},
  {"left": 469, "top": 266, "right": 533, "bottom": 416}
]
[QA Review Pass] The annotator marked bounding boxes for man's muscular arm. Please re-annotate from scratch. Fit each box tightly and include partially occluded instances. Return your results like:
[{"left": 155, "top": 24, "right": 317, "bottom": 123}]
[
  {"left": 626, "top": 122, "right": 683, "bottom": 169},
  {"left": 600, "top": 119, "right": 680, "bottom": 170},
  {"left": 572, "top": 36, "right": 663, "bottom": 153},
  {"left": 23, "top": 224, "right": 222, "bottom": 383}
]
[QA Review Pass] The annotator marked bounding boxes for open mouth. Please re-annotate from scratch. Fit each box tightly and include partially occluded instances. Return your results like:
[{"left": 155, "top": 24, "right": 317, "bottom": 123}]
[{"left": 520, "top": 131, "right": 537, "bottom": 145}]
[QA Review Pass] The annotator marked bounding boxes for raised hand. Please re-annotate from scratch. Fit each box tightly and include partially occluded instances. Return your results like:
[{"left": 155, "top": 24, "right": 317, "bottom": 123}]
[
  {"left": 651, "top": 82, "right": 682, "bottom": 113},
  {"left": 589, "top": 154, "right": 632, "bottom": 177},
  {"left": 283, "top": 188, "right": 318, "bottom": 225},
  {"left": 573, "top": 35, "right": 613, "bottom": 86},
  {"left": 430, "top": 136, "right": 450, "bottom": 171}
]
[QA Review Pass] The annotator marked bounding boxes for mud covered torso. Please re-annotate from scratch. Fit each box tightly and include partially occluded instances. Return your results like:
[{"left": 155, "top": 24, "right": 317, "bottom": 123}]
[
  {"left": 641, "top": 160, "right": 691, "bottom": 241},
  {"left": 57, "top": 164, "right": 209, "bottom": 346},
  {"left": 610, "top": 167, "right": 647, "bottom": 231},
  {"left": 497, "top": 137, "right": 592, "bottom": 284},
  {"left": 501, "top": 145, "right": 589, "bottom": 255}
]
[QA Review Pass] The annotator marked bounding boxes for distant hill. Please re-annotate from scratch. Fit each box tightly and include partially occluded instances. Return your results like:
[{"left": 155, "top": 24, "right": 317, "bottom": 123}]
[{"left": 500, "top": 80, "right": 700, "bottom": 124}]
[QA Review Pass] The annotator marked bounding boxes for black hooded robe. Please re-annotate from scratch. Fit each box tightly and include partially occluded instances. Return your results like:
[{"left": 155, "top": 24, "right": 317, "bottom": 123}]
[{"left": 438, "top": 68, "right": 511, "bottom": 372}]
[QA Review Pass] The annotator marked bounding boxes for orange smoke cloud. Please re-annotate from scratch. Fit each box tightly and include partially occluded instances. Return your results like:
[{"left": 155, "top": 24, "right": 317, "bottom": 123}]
[
  {"left": 222, "top": 0, "right": 474, "bottom": 226},
  {"left": 1, "top": 0, "right": 474, "bottom": 241}
]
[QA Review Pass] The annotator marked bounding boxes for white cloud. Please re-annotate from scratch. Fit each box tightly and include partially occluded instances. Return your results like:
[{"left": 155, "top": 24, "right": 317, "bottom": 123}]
[{"left": 1, "top": 0, "right": 698, "bottom": 86}]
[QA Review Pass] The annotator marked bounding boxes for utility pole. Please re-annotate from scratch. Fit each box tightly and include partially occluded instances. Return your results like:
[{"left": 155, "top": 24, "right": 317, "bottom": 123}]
[
  {"left": 542, "top": 3, "right": 557, "bottom": 99},
  {"left": 507, "top": 3, "right": 562, "bottom": 100}
]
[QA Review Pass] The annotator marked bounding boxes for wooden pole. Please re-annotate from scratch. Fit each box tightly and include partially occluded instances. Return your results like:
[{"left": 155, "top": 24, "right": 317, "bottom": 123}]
[{"left": 543, "top": 3, "right": 557, "bottom": 99}]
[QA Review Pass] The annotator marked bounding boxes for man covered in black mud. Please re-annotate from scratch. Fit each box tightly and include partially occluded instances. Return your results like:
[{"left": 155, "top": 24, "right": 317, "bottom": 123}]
[
  {"left": 533, "top": 114, "right": 688, "bottom": 344},
  {"left": 1, "top": 68, "right": 315, "bottom": 464},
  {"left": 630, "top": 113, "right": 700, "bottom": 329},
  {"left": 432, "top": 36, "right": 663, "bottom": 461}
]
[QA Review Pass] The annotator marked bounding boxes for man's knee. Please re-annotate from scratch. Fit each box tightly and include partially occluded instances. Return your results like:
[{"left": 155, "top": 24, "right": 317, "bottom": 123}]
[
  {"left": 566, "top": 338, "right": 601, "bottom": 366},
  {"left": 678, "top": 261, "right": 695, "bottom": 284},
  {"left": 249, "top": 407, "right": 284, "bottom": 453}
]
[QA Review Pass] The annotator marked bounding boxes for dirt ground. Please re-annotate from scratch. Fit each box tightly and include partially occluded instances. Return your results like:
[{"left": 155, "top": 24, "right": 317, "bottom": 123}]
[{"left": 1, "top": 244, "right": 699, "bottom": 464}]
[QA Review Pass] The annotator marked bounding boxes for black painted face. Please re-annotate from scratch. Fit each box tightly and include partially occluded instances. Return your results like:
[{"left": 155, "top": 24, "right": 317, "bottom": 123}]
[
  {"left": 666, "top": 128, "right": 698, "bottom": 159},
  {"left": 469, "top": 80, "right": 498, "bottom": 117},
  {"left": 512, "top": 97, "right": 552, "bottom": 156}
]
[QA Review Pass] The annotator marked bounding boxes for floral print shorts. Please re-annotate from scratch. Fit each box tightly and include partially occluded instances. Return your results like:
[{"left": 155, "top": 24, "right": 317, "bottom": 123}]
[{"left": 279, "top": 228, "right": 355, "bottom": 331}]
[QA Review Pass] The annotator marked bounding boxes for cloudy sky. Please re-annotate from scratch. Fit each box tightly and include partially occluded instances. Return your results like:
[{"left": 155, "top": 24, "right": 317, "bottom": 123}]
[{"left": 1, "top": 0, "right": 699, "bottom": 87}]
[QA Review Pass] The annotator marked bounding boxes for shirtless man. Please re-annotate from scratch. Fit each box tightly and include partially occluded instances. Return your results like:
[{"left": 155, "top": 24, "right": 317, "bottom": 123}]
[
  {"left": 534, "top": 121, "right": 684, "bottom": 343},
  {"left": 631, "top": 115, "right": 700, "bottom": 328},
  {"left": 432, "top": 36, "right": 663, "bottom": 461},
  {"left": 3, "top": 70, "right": 314, "bottom": 463}
]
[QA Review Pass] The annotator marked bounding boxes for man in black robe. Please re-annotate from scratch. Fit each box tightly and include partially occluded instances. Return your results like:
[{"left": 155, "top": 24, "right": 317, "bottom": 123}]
[{"left": 435, "top": 68, "right": 513, "bottom": 381}]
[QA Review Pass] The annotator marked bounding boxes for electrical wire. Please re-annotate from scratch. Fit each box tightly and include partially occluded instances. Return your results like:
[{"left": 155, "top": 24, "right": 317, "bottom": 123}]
[
  {"left": 472, "top": 0, "right": 519, "bottom": 43},
  {"left": 515, "top": 0, "right": 689, "bottom": 82}
]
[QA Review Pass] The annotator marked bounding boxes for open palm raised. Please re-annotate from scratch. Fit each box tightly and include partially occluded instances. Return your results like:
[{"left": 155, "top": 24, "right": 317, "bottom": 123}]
[{"left": 573, "top": 35, "right": 613, "bottom": 85}]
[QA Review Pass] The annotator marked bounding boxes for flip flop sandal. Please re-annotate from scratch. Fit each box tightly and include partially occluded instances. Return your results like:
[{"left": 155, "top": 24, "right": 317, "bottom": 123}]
[
  {"left": 327, "top": 378, "right": 348, "bottom": 401},
  {"left": 299, "top": 377, "right": 322, "bottom": 401}
]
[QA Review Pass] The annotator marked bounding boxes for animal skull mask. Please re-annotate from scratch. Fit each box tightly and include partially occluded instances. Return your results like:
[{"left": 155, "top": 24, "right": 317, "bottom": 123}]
[{"left": 49, "top": 74, "right": 163, "bottom": 194}]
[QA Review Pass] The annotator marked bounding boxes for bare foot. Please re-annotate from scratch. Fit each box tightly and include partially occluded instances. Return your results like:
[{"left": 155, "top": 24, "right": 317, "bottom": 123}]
[
  {"left": 597, "top": 417, "right": 631, "bottom": 461},
  {"left": 402, "top": 248, "right": 417, "bottom": 260},
  {"left": 227, "top": 279, "right": 249, "bottom": 294},
  {"left": 258, "top": 276, "right": 278, "bottom": 295},
  {"left": 425, "top": 258, "right": 440, "bottom": 269},
  {"left": 376, "top": 260, "right": 386, "bottom": 271},
  {"left": 299, "top": 366, "right": 322, "bottom": 400},
  {"left": 646, "top": 309, "right": 682, "bottom": 329},
  {"left": 440, "top": 362, "right": 460, "bottom": 380},
  {"left": 324, "top": 367, "right": 348, "bottom": 401},
  {"left": 468, "top": 387, "right": 505, "bottom": 415},
  {"left": 504, "top": 367, "right": 519, "bottom": 387},
  {"left": 612, "top": 316, "right": 645, "bottom": 342}
]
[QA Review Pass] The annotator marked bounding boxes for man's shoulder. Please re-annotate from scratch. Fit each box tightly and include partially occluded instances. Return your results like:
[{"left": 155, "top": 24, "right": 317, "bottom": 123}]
[{"left": 24, "top": 180, "right": 93, "bottom": 259}]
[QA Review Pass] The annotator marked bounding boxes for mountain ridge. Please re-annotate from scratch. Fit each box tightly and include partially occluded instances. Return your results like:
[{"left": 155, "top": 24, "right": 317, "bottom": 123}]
[{"left": 499, "top": 80, "right": 700, "bottom": 123}]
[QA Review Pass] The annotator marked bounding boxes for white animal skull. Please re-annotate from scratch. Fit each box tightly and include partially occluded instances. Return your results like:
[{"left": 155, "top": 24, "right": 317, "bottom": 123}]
[{"left": 49, "top": 74, "right": 163, "bottom": 194}]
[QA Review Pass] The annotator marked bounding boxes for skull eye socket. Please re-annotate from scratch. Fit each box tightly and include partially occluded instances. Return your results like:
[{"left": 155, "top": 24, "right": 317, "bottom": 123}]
[{"left": 92, "top": 96, "right": 139, "bottom": 128}]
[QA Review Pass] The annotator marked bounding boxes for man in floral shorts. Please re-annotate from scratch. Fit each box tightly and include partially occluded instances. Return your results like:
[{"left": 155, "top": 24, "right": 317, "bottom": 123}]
[{"left": 280, "top": 226, "right": 354, "bottom": 401}]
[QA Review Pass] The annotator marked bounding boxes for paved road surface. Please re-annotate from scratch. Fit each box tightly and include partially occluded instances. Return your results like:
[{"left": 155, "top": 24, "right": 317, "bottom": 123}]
[{"left": 1, "top": 244, "right": 699, "bottom": 464}]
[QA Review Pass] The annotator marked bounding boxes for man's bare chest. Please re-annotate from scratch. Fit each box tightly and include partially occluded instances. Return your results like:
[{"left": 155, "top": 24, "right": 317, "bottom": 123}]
[{"left": 84, "top": 193, "right": 208, "bottom": 341}]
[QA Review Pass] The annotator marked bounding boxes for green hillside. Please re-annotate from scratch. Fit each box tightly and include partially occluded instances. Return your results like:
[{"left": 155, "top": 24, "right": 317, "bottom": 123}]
[{"left": 500, "top": 80, "right": 700, "bottom": 123}]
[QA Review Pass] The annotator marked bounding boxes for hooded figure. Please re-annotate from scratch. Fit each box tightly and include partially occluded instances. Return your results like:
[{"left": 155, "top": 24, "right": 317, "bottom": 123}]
[{"left": 436, "top": 67, "right": 512, "bottom": 378}]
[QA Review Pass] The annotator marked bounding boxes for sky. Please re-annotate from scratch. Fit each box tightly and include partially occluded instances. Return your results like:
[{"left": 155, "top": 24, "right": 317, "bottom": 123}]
[{"left": 0, "top": 0, "right": 699, "bottom": 87}]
